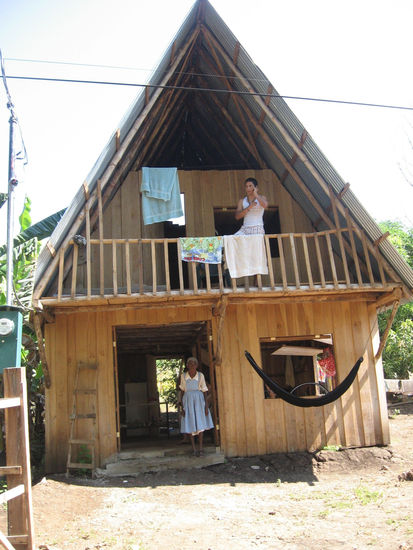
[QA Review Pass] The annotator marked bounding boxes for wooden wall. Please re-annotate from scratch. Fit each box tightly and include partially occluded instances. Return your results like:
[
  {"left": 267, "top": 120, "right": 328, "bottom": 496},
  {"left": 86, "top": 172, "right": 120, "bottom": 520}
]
[
  {"left": 44, "top": 297, "right": 389, "bottom": 472},
  {"left": 44, "top": 304, "right": 213, "bottom": 473},
  {"left": 215, "top": 300, "right": 389, "bottom": 457}
]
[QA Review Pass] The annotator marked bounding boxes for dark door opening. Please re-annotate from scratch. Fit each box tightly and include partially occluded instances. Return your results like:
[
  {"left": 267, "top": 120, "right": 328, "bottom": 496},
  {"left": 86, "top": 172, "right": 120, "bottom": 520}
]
[{"left": 114, "top": 321, "right": 218, "bottom": 449}]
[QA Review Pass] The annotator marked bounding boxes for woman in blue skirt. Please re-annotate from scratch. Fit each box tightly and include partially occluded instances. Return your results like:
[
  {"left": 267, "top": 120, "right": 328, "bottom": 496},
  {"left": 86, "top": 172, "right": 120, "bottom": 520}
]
[{"left": 179, "top": 357, "right": 214, "bottom": 456}]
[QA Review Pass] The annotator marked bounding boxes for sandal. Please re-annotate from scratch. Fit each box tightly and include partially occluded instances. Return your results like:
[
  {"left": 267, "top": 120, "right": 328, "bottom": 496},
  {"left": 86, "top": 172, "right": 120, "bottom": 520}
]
[{"left": 198, "top": 450, "right": 205, "bottom": 457}]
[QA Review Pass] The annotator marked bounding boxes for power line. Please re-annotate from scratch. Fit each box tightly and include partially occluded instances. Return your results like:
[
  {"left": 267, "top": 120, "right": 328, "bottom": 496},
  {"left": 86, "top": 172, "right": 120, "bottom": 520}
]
[
  {"left": 4, "top": 56, "right": 279, "bottom": 84},
  {"left": 5, "top": 56, "right": 154, "bottom": 74},
  {"left": 5, "top": 73, "right": 413, "bottom": 112}
]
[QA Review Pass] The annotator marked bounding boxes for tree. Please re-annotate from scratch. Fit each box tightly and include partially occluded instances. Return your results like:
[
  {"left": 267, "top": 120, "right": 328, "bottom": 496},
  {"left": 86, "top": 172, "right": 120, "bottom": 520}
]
[
  {"left": 156, "top": 358, "right": 183, "bottom": 405},
  {"left": 0, "top": 197, "right": 44, "bottom": 475},
  {"left": 378, "top": 220, "right": 413, "bottom": 379}
]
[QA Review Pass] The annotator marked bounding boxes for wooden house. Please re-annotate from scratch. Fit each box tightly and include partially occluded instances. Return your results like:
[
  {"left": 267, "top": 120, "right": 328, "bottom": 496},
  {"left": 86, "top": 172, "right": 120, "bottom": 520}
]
[{"left": 33, "top": 0, "right": 413, "bottom": 473}]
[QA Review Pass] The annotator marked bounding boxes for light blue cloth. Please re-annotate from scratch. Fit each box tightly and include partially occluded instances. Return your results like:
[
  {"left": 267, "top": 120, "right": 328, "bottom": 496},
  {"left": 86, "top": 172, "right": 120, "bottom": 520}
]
[
  {"left": 180, "top": 373, "right": 214, "bottom": 435},
  {"left": 141, "top": 167, "right": 183, "bottom": 225}
]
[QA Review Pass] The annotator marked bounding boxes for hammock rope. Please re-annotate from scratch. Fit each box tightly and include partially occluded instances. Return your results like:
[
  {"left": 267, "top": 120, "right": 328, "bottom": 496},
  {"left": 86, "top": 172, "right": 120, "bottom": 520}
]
[{"left": 244, "top": 350, "right": 363, "bottom": 408}]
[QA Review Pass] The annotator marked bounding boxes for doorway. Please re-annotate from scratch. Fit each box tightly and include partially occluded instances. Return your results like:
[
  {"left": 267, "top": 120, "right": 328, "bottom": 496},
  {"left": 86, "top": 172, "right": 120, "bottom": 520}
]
[{"left": 113, "top": 321, "right": 219, "bottom": 450}]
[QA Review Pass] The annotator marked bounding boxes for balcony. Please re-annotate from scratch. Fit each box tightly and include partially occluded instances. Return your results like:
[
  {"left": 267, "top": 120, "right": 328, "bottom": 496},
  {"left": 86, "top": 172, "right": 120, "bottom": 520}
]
[{"left": 43, "top": 226, "right": 397, "bottom": 306}]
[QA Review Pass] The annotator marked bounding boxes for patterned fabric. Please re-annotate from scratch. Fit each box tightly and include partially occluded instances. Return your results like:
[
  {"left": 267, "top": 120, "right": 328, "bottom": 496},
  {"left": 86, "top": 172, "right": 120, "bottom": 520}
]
[
  {"left": 235, "top": 224, "right": 265, "bottom": 235},
  {"left": 318, "top": 347, "right": 336, "bottom": 377},
  {"left": 180, "top": 236, "right": 223, "bottom": 264}
]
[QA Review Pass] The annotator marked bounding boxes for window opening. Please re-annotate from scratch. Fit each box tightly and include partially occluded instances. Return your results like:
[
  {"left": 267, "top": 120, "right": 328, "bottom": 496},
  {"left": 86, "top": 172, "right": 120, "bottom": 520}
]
[{"left": 259, "top": 335, "right": 336, "bottom": 399}]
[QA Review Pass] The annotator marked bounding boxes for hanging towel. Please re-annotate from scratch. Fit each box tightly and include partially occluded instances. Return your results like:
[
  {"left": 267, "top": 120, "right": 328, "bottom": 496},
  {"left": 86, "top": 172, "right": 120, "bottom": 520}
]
[
  {"left": 180, "top": 236, "right": 223, "bottom": 264},
  {"left": 141, "top": 167, "right": 183, "bottom": 225},
  {"left": 223, "top": 234, "right": 268, "bottom": 278}
]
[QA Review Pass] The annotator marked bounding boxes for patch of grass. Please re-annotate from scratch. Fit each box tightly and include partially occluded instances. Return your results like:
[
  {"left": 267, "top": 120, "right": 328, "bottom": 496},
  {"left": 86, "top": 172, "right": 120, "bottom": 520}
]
[
  {"left": 388, "top": 408, "right": 401, "bottom": 419},
  {"left": 321, "top": 444, "right": 341, "bottom": 451},
  {"left": 73, "top": 444, "right": 93, "bottom": 477},
  {"left": 330, "top": 499, "right": 353, "bottom": 510},
  {"left": 123, "top": 493, "right": 140, "bottom": 503},
  {"left": 354, "top": 485, "right": 382, "bottom": 505}
]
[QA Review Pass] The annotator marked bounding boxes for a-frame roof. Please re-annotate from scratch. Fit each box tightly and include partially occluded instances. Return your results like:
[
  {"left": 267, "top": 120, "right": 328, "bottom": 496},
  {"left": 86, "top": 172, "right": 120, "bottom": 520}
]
[{"left": 34, "top": 0, "right": 413, "bottom": 299}]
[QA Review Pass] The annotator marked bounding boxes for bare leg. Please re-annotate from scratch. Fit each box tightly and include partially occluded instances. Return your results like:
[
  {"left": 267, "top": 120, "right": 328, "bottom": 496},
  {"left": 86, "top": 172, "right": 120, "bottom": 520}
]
[
  {"left": 198, "top": 431, "right": 204, "bottom": 455},
  {"left": 189, "top": 434, "right": 196, "bottom": 454}
]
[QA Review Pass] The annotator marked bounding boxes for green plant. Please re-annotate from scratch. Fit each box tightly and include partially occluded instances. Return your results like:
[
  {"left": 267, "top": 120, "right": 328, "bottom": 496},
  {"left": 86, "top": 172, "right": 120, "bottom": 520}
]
[
  {"left": 75, "top": 444, "right": 93, "bottom": 477},
  {"left": 354, "top": 485, "right": 382, "bottom": 505},
  {"left": 322, "top": 444, "right": 341, "bottom": 451},
  {"left": 156, "top": 358, "right": 183, "bottom": 405}
]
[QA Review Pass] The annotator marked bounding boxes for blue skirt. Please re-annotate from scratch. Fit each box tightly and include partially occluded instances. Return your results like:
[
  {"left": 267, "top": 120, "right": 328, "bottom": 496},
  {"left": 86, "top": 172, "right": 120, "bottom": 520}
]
[{"left": 181, "top": 389, "right": 214, "bottom": 435}]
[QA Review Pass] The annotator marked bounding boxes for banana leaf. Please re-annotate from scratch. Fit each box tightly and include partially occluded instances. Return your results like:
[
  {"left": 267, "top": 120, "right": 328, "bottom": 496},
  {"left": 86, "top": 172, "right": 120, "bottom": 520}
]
[{"left": 0, "top": 208, "right": 66, "bottom": 258}]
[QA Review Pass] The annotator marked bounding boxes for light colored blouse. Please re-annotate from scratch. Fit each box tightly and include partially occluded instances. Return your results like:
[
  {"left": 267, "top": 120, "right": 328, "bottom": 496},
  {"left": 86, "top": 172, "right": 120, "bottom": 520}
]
[
  {"left": 242, "top": 196, "right": 264, "bottom": 228},
  {"left": 179, "top": 371, "right": 208, "bottom": 392}
]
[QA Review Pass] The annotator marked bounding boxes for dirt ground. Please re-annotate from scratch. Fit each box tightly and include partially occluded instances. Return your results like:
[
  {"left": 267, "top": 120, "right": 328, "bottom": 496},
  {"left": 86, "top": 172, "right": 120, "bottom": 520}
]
[{"left": 11, "top": 403, "right": 413, "bottom": 549}]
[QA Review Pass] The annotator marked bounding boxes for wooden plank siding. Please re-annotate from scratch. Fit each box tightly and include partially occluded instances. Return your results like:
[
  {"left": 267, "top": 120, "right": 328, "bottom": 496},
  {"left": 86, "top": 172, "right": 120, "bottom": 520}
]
[
  {"left": 217, "top": 300, "right": 388, "bottom": 458},
  {"left": 44, "top": 298, "right": 389, "bottom": 471}
]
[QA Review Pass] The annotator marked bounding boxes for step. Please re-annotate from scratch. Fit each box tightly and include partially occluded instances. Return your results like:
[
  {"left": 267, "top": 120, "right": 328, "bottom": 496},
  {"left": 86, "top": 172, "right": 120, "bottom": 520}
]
[
  {"left": 97, "top": 449, "right": 225, "bottom": 477},
  {"left": 114, "top": 444, "right": 211, "bottom": 461}
]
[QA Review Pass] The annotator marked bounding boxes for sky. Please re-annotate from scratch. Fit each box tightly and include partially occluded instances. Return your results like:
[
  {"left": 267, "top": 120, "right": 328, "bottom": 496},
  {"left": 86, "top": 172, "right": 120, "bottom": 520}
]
[{"left": 1, "top": 0, "right": 413, "bottom": 243}]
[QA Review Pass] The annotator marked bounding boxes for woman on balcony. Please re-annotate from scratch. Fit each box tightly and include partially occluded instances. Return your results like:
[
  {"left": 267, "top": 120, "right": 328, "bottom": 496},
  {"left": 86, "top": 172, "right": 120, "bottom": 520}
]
[
  {"left": 179, "top": 357, "right": 214, "bottom": 456},
  {"left": 234, "top": 177, "right": 268, "bottom": 235}
]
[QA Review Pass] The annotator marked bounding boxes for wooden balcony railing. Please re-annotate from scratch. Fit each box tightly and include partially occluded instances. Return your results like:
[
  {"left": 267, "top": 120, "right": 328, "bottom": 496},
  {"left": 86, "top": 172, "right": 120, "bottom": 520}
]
[{"left": 49, "top": 227, "right": 394, "bottom": 303}]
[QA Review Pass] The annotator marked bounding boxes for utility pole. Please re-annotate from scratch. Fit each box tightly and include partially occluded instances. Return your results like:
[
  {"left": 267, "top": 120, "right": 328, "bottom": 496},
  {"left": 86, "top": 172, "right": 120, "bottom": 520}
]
[
  {"left": 1, "top": 48, "right": 19, "bottom": 305},
  {"left": 6, "top": 101, "right": 18, "bottom": 305},
  {"left": 0, "top": 50, "right": 23, "bottom": 373}
]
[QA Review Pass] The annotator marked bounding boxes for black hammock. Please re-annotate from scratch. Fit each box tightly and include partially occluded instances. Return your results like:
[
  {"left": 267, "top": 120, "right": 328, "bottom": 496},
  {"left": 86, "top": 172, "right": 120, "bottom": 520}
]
[{"left": 244, "top": 350, "right": 363, "bottom": 408}]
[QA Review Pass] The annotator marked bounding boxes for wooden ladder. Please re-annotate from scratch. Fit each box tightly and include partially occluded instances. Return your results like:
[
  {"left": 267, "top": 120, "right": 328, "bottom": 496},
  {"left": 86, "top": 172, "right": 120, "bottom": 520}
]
[{"left": 66, "top": 361, "right": 98, "bottom": 477}]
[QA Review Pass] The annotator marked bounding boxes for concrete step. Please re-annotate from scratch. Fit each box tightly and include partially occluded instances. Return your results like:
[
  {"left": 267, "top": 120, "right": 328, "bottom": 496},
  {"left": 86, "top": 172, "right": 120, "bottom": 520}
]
[{"left": 97, "top": 445, "right": 225, "bottom": 477}]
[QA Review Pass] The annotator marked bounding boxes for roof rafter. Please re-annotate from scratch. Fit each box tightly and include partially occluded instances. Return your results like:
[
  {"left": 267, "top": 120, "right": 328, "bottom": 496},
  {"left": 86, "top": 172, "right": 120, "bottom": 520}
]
[{"left": 200, "top": 28, "right": 265, "bottom": 167}]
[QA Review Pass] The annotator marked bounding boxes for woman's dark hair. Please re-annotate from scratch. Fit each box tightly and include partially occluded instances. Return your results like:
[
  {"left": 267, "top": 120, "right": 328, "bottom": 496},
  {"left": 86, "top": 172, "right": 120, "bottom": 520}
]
[{"left": 245, "top": 177, "right": 258, "bottom": 188}]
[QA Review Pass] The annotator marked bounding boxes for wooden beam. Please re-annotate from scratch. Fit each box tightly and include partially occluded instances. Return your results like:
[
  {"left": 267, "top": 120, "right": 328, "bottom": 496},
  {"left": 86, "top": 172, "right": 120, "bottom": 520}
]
[
  {"left": 374, "top": 231, "right": 390, "bottom": 247},
  {"left": 375, "top": 287, "right": 402, "bottom": 310},
  {"left": 233, "top": 41, "right": 240, "bottom": 65},
  {"left": 200, "top": 34, "right": 265, "bottom": 167},
  {"left": 338, "top": 182, "right": 351, "bottom": 198},
  {"left": 375, "top": 298, "right": 400, "bottom": 361},
  {"left": 135, "top": 55, "right": 198, "bottom": 167},
  {"left": 199, "top": 76, "right": 264, "bottom": 167},
  {"left": 46, "top": 241, "right": 56, "bottom": 258},
  {"left": 97, "top": 179, "right": 105, "bottom": 297},
  {"left": 192, "top": 96, "right": 248, "bottom": 165},
  {"left": 213, "top": 295, "right": 228, "bottom": 367},
  {"left": 4, "top": 368, "right": 35, "bottom": 550},
  {"left": 328, "top": 186, "right": 350, "bottom": 286}
]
